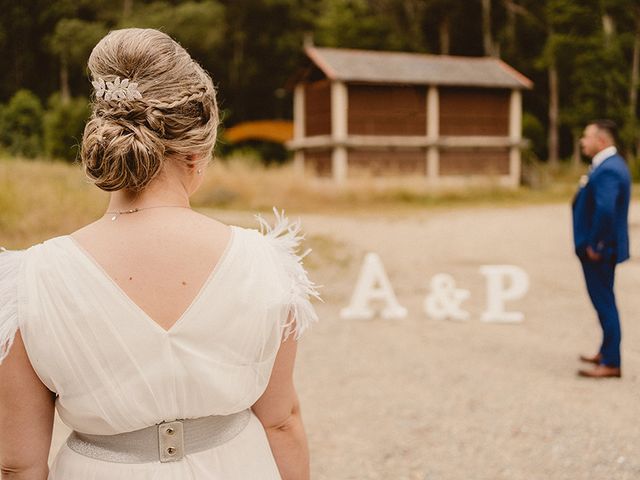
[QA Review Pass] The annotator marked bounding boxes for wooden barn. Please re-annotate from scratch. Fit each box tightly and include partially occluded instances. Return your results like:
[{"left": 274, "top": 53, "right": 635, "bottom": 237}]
[{"left": 288, "top": 47, "right": 533, "bottom": 187}]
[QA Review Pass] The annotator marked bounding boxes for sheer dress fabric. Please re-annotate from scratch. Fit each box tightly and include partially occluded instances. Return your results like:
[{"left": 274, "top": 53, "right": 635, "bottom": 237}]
[{"left": 0, "top": 214, "right": 319, "bottom": 479}]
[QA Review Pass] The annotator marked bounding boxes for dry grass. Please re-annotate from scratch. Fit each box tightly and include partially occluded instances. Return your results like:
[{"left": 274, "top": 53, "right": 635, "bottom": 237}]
[
  {"left": 0, "top": 154, "right": 598, "bottom": 248},
  {"left": 193, "top": 154, "right": 583, "bottom": 213},
  {"left": 0, "top": 157, "right": 108, "bottom": 248}
]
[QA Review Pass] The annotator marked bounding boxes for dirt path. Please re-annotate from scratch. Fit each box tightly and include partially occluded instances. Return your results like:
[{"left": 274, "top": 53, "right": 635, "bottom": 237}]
[{"left": 49, "top": 202, "right": 640, "bottom": 479}]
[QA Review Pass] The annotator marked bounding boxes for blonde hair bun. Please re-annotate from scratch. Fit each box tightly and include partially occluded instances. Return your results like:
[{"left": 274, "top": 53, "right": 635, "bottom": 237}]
[{"left": 81, "top": 28, "right": 218, "bottom": 192}]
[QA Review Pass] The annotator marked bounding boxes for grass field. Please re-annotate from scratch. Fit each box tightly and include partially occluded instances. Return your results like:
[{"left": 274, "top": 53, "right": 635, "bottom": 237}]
[{"left": 0, "top": 154, "right": 594, "bottom": 248}]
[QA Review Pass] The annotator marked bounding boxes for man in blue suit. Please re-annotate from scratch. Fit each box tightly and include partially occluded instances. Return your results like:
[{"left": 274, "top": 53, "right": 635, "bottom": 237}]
[{"left": 573, "top": 120, "right": 631, "bottom": 378}]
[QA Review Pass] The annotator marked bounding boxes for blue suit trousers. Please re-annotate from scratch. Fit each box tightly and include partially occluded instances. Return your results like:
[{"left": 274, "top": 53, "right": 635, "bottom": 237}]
[{"left": 580, "top": 259, "right": 621, "bottom": 367}]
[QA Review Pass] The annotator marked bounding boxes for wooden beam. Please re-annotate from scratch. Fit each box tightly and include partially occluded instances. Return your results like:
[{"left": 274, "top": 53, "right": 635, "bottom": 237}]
[
  {"left": 427, "top": 86, "right": 440, "bottom": 181},
  {"left": 294, "top": 84, "right": 305, "bottom": 140},
  {"left": 509, "top": 89, "right": 522, "bottom": 142},
  {"left": 331, "top": 81, "right": 348, "bottom": 141},
  {"left": 509, "top": 148, "right": 520, "bottom": 188},
  {"left": 293, "top": 84, "right": 306, "bottom": 176},
  {"left": 438, "top": 136, "right": 517, "bottom": 148},
  {"left": 287, "top": 135, "right": 527, "bottom": 150},
  {"left": 286, "top": 135, "right": 333, "bottom": 149},
  {"left": 332, "top": 147, "right": 348, "bottom": 184},
  {"left": 509, "top": 89, "right": 522, "bottom": 187},
  {"left": 331, "top": 81, "right": 348, "bottom": 182},
  {"left": 294, "top": 151, "right": 305, "bottom": 176},
  {"left": 427, "top": 86, "right": 439, "bottom": 139}
]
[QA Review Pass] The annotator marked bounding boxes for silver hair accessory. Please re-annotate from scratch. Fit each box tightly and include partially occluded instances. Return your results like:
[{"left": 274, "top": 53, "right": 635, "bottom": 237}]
[{"left": 92, "top": 77, "right": 142, "bottom": 101}]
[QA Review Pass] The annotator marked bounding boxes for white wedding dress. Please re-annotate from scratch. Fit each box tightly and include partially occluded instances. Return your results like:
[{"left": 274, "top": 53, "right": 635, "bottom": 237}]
[{"left": 0, "top": 213, "right": 318, "bottom": 479}]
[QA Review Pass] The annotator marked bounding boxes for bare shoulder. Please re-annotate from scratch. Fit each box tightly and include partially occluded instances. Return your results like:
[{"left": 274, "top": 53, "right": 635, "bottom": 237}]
[
  {"left": 189, "top": 209, "right": 231, "bottom": 232},
  {"left": 185, "top": 210, "right": 233, "bottom": 248}
]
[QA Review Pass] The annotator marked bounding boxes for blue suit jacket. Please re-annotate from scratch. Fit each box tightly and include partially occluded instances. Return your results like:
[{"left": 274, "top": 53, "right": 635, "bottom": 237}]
[{"left": 572, "top": 153, "right": 631, "bottom": 264}]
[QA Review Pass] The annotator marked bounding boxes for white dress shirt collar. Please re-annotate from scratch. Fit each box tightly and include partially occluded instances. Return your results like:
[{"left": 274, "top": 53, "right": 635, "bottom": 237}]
[{"left": 591, "top": 146, "right": 617, "bottom": 170}]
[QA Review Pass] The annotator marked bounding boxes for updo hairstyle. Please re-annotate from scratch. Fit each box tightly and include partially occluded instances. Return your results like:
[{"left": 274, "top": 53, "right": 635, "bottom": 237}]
[{"left": 81, "top": 28, "right": 218, "bottom": 192}]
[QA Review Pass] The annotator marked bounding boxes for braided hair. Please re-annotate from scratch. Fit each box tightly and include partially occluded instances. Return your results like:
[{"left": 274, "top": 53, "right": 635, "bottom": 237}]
[{"left": 81, "top": 28, "right": 218, "bottom": 192}]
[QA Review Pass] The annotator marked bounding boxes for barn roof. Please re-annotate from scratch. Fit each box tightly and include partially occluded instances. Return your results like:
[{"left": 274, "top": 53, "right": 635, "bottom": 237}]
[{"left": 304, "top": 47, "right": 533, "bottom": 90}]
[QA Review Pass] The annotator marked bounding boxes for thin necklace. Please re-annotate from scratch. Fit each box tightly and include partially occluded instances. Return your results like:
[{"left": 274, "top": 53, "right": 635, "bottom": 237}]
[{"left": 105, "top": 205, "right": 191, "bottom": 221}]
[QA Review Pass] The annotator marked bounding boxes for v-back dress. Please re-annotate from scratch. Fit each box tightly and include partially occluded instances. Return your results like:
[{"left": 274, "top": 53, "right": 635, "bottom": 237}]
[{"left": 0, "top": 212, "right": 319, "bottom": 479}]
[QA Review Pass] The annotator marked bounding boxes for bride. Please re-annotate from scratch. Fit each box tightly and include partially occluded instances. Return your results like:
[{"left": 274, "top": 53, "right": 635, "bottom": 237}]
[{"left": 0, "top": 28, "right": 318, "bottom": 480}]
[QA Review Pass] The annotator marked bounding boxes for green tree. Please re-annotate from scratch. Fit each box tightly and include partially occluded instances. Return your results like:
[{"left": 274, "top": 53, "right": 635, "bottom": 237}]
[
  {"left": 601, "top": 0, "right": 640, "bottom": 160},
  {"left": 426, "top": 0, "right": 466, "bottom": 54},
  {"left": 525, "top": 0, "right": 598, "bottom": 166},
  {"left": 120, "top": 1, "right": 226, "bottom": 59},
  {"left": 49, "top": 18, "right": 108, "bottom": 102},
  {"left": 560, "top": 1, "right": 628, "bottom": 164},
  {"left": 0, "top": 90, "right": 44, "bottom": 158},
  {"left": 43, "top": 94, "right": 90, "bottom": 161},
  {"left": 371, "top": 0, "right": 469, "bottom": 54},
  {"left": 120, "top": 1, "right": 230, "bottom": 112},
  {"left": 314, "top": 0, "right": 396, "bottom": 50},
  {"left": 218, "top": 0, "right": 318, "bottom": 123}
]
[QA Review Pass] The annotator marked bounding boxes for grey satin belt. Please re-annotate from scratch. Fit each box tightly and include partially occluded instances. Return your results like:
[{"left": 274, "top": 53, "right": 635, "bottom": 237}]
[{"left": 66, "top": 409, "right": 251, "bottom": 464}]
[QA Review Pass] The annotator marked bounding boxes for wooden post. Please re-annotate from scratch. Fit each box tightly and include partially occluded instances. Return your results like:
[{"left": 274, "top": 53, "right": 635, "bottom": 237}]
[
  {"left": 548, "top": 60, "right": 559, "bottom": 167},
  {"left": 509, "top": 89, "right": 522, "bottom": 187},
  {"left": 331, "top": 81, "right": 348, "bottom": 183},
  {"left": 426, "top": 86, "right": 440, "bottom": 182},
  {"left": 293, "top": 84, "right": 305, "bottom": 175}
]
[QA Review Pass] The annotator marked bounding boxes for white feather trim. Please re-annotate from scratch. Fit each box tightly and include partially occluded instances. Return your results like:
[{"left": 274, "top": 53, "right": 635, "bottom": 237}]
[
  {"left": 0, "top": 248, "right": 25, "bottom": 364},
  {"left": 255, "top": 208, "right": 321, "bottom": 341}
]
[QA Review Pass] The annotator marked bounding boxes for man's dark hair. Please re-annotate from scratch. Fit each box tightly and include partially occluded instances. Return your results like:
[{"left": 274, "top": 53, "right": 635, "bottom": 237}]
[{"left": 589, "top": 119, "right": 618, "bottom": 144}]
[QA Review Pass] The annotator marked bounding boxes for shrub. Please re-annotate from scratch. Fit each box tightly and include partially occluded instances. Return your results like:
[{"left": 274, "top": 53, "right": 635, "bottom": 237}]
[
  {"left": 627, "top": 155, "right": 640, "bottom": 182},
  {"left": 0, "top": 90, "right": 44, "bottom": 158},
  {"left": 43, "top": 94, "right": 90, "bottom": 161},
  {"left": 522, "top": 112, "right": 546, "bottom": 160}
]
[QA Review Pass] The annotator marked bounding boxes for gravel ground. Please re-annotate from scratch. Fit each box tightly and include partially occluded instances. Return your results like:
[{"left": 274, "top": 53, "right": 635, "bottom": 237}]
[{"left": 48, "top": 202, "right": 640, "bottom": 479}]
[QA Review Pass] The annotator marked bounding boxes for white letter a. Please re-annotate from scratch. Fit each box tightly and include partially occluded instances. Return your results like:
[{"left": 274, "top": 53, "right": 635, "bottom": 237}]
[{"left": 340, "top": 253, "right": 408, "bottom": 320}]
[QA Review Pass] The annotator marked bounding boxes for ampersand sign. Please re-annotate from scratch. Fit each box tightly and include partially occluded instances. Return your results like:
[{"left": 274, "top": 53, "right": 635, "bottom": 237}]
[{"left": 423, "top": 273, "right": 471, "bottom": 321}]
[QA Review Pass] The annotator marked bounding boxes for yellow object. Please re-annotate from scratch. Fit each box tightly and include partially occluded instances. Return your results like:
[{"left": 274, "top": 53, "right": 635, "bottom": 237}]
[{"left": 224, "top": 120, "right": 293, "bottom": 144}]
